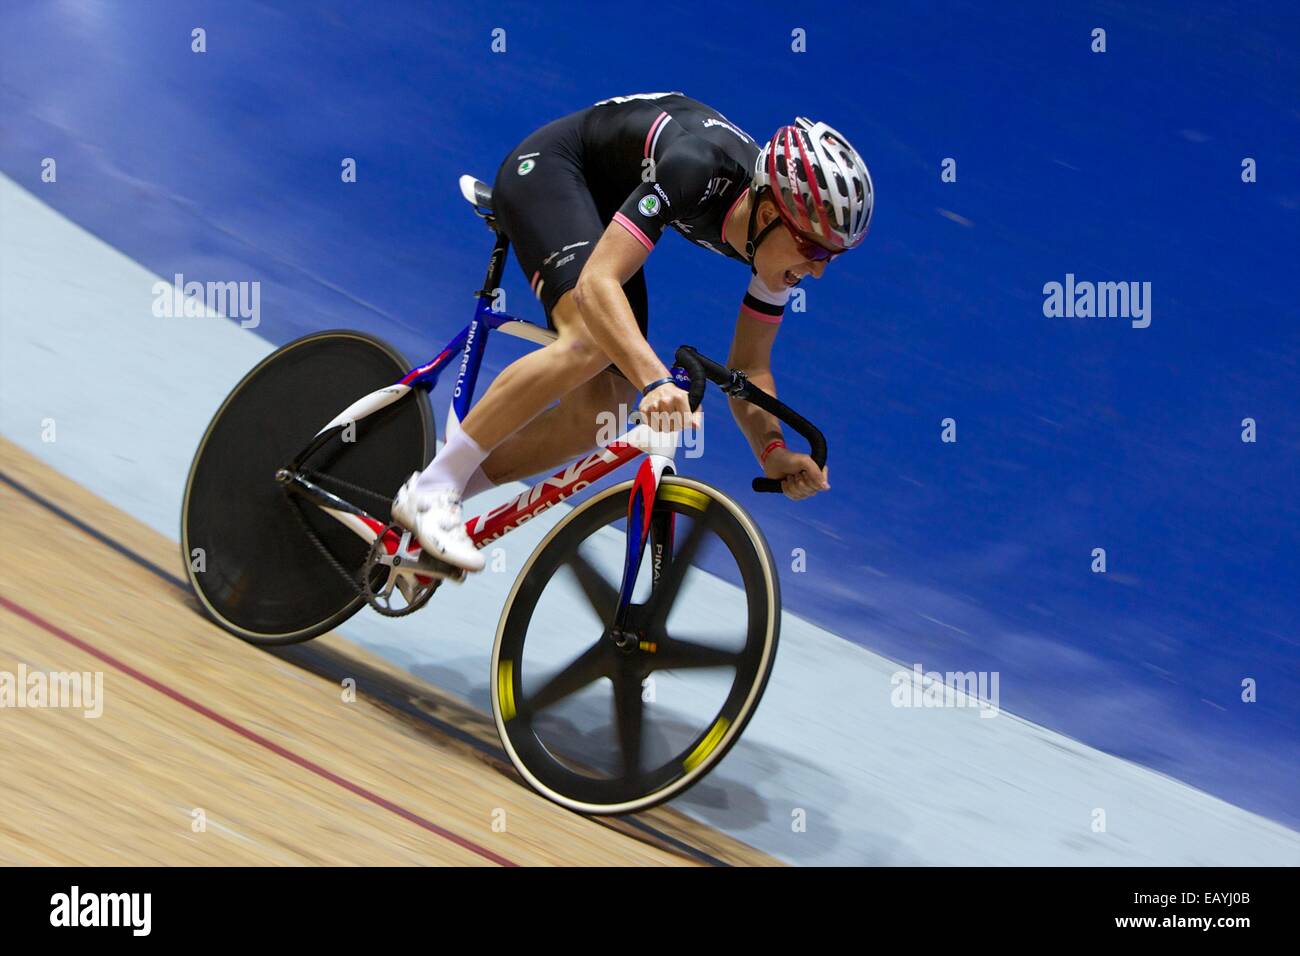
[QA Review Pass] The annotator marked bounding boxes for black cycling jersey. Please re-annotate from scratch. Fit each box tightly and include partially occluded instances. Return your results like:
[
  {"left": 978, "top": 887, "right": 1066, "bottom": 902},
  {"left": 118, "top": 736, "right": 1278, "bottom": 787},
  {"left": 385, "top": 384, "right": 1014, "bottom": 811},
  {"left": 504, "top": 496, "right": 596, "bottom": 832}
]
[
  {"left": 490, "top": 92, "right": 790, "bottom": 333},
  {"left": 584, "top": 91, "right": 757, "bottom": 261}
]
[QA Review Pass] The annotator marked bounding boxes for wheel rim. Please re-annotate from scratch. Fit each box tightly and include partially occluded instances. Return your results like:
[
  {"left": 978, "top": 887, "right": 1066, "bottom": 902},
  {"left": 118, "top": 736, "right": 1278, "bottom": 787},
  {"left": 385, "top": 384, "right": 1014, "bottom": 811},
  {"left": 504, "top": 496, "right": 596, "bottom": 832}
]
[
  {"left": 181, "top": 331, "right": 433, "bottom": 643},
  {"left": 493, "top": 478, "right": 779, "bottom": 813}
]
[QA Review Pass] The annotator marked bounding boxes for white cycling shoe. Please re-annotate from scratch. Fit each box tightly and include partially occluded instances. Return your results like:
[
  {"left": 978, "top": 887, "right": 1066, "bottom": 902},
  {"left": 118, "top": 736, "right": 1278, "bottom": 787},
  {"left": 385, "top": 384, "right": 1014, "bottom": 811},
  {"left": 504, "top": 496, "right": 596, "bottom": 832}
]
[{"left": 390, "top": 473, "right": 485, "bottom": 573}]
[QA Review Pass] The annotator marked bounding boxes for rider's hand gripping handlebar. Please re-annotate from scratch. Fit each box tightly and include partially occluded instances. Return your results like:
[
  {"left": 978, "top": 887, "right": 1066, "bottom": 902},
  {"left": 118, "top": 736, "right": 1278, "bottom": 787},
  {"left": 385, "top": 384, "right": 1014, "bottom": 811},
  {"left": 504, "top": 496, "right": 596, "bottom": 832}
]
[{"left": 672, "top": 345, "right": 828, "bottom": 494}]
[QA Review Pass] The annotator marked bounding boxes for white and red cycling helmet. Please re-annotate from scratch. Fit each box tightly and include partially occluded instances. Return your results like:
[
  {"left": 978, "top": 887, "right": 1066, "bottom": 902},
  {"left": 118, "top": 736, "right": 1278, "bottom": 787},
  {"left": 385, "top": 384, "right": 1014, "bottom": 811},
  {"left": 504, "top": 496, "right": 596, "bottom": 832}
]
[{"left": 751, "top": 117, "right": 874, "bottom": 253}]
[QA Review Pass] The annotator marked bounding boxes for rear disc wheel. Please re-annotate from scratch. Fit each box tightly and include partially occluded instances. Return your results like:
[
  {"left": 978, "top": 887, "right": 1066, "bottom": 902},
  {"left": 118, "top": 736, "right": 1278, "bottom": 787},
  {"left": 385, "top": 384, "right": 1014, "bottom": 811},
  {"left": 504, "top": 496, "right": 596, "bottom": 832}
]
[{"left": 181, "top": 330, "right": 434, "bottom": 645}]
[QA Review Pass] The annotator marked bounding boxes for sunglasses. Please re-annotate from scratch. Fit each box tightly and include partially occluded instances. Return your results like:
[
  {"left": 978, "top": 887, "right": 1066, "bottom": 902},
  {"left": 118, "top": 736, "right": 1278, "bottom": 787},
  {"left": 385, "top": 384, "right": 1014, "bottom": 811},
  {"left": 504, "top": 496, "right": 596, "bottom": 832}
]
[
  {"left": 773, "top": 212, "right": 844, "bottom": 262},
  {"left": 749, "top": 200, "right": 847, "bottom": 264}
]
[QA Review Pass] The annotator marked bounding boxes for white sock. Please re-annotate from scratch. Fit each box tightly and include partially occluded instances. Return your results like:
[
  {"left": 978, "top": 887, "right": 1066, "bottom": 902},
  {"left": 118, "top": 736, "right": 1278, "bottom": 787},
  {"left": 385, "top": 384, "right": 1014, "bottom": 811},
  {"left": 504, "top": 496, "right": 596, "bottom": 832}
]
[
  {"left": 462, "top": 465, "right": 498, "bottom": 501},
  {"left": 415, "top": 429, "right": 489, "bottom": 495}
]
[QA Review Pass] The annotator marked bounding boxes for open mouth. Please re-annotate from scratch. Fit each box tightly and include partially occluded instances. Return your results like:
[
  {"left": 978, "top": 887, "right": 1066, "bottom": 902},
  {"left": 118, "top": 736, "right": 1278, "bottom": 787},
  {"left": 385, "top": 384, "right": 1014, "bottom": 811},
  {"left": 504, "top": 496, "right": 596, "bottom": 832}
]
[{"left": 783, "top": 270, "right": 800, "bottom": 287}]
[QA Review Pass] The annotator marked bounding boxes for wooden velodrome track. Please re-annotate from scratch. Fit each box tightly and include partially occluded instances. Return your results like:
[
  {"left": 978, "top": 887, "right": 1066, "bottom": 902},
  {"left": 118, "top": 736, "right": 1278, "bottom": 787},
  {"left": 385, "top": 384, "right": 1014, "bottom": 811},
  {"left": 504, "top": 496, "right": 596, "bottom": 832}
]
[{"left": 0, "top": 438, "right": 776, "bottom": 866}]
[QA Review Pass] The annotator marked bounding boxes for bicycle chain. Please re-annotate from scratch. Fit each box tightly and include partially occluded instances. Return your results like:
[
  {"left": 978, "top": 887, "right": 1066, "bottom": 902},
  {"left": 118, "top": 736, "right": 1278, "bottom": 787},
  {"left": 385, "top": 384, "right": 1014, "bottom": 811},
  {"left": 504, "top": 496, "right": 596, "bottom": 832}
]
[
  {"left": 302, "top": 468, "right": 394, "bottom": 509},
  {"left": 285, "top": 490, "right": 370, "bottom": 600},
  {"left": 284, "top": 475, "right": 441, "bottom": 615}
]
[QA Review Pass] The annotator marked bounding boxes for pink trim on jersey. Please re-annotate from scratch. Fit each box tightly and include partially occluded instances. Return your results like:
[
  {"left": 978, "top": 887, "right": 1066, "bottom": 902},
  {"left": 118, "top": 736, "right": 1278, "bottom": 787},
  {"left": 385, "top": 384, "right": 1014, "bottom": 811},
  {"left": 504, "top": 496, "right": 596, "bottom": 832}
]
[
  {"left": 644, "top": 111, "right": 670, "bottom": 159},
  {"left": 740, "top": 302, "right": 783, "bottom": 324},
  {"left": 719, "top": 188, "right": 747, "bottom": 246},
  {"left": 613, "top": 212, "right": 655, "bottom": 251}
]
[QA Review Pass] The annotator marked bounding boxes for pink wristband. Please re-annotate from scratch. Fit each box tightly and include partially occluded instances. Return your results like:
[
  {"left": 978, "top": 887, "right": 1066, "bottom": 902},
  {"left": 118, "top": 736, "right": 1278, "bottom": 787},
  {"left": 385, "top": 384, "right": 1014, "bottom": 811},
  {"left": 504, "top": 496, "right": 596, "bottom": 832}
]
[{"left": 760, "top": 439, "right": 786, "bottom": 465}]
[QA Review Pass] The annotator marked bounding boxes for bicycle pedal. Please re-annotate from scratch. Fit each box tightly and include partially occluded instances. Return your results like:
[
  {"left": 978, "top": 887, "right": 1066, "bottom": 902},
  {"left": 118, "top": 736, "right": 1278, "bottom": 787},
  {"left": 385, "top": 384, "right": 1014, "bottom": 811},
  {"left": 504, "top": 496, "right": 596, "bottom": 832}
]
[
  {"left": 391, "top": 550, "right": 464, "bottom": 580},
  {"left": 386, "top": 528, "right": 467, "bottom": 582}
]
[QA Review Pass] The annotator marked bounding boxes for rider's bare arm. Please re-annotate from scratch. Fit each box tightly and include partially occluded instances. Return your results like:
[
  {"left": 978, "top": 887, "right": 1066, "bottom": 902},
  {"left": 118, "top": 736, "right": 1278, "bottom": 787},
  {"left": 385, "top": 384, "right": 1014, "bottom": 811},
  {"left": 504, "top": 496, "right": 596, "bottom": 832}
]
[
  {"left": 571, "top": 224, "right": 666, "bottom": 389},
  {"left": 728, "top": 312, "right": 830, "bottom": 500},
  {"left": 727, "top": 313, "right": 784, "bottom": 454}
]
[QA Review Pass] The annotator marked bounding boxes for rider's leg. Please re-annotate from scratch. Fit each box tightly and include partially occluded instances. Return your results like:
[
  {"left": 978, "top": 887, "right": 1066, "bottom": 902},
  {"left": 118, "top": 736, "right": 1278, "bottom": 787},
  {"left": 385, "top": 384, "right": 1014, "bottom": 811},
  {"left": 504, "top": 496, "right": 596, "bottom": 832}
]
[
  {"left": 461, "top": 462, "right": 498, "bottom": 501},
  {"left": 394, "top": 291, "right": 618, "bottom": 568},
  {"left": 415, "top": 290, "right": 613, "bottom": 494},
  {"left": 477, "top": 366, "right": 638, "bottom": 486},
  {"left": 476, "top": 269, "right": 645, "bottom": 488}
]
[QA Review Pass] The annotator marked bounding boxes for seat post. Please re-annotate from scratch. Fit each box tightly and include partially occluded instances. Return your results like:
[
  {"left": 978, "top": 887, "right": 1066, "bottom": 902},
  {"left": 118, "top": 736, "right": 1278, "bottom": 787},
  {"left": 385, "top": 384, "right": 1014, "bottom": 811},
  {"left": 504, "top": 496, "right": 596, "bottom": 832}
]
[{"left": 477, "top": 227, "right": 511, "bottom": 299}]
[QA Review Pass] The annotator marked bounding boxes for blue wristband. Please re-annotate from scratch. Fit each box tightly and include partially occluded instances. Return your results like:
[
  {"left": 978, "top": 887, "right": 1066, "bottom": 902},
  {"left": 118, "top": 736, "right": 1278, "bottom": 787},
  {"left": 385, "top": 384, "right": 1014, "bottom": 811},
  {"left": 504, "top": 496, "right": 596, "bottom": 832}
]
[{"left": 641, "top": 376, "right": 678, "bottom": 398}]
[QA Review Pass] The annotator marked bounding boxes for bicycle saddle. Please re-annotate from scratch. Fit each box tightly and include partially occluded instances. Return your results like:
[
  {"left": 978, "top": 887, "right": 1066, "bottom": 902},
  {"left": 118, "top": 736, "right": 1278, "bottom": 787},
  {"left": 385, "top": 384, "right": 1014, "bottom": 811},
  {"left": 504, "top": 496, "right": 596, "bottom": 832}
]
[{"left": 458, "top": 174, "right": 494, "bottom": 212}]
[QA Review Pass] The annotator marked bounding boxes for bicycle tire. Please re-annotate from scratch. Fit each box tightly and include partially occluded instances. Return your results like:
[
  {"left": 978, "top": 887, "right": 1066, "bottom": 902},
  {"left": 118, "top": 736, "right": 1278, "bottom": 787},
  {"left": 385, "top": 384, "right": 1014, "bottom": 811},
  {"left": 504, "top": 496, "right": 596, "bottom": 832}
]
[
  {"left": 491, "top": 476, "right": 780, "bottom": 815},
  {"left": 181, "top": 330, "right": 435, "bottom": 645}
]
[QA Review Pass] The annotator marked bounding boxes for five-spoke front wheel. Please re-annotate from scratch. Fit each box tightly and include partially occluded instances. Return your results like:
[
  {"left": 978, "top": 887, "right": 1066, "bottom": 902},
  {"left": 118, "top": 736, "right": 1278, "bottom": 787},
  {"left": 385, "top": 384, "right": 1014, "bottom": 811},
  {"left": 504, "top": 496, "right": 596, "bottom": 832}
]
[{"left": 491, "top": 477, "right": 780, "bottom": 814}]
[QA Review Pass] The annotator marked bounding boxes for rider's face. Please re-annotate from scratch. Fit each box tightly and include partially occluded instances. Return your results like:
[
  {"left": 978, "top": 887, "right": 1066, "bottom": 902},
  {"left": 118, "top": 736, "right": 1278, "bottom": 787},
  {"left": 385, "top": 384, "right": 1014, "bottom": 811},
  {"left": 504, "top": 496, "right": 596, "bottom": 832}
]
[{"left": 752, "top": 198, "right": 834, "bottom": 291}]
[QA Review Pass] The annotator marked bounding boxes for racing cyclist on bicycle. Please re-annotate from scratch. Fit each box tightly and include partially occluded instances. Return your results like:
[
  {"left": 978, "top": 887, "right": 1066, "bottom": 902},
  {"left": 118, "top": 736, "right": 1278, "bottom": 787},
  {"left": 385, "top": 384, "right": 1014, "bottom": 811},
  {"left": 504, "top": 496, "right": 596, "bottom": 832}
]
[{"left": 393, "top": 92, "right": 873, "bottom": 572}]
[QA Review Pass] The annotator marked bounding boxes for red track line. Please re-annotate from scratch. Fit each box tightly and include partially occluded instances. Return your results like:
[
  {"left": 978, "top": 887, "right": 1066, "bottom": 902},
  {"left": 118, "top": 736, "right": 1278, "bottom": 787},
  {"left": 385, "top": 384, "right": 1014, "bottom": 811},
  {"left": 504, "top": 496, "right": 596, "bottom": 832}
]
[{"left": 0, "top": 592, "right": 518, "bottom": 867}]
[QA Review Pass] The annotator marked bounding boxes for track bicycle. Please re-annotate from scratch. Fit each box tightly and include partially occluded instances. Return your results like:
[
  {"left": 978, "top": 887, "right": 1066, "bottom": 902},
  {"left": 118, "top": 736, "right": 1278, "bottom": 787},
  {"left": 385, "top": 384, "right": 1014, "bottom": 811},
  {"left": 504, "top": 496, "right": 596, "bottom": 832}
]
[{"left": 181, "top": 174, "right": 826, "bottom": 813}]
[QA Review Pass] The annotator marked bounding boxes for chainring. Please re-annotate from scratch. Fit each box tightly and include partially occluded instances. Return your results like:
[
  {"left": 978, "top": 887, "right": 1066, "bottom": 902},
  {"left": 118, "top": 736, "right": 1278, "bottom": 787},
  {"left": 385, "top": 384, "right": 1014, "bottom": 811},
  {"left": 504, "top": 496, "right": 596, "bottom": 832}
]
[{"left": 361, "top": 522, "right": 443, "bottom": 617}]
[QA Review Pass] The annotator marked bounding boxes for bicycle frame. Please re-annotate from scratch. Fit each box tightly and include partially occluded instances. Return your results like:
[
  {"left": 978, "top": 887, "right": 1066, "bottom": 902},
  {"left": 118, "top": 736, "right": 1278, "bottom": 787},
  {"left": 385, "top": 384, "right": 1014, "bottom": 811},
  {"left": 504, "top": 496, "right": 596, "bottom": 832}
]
[{"left": 281, "top": 229, "right": 688, "bottom": 605}]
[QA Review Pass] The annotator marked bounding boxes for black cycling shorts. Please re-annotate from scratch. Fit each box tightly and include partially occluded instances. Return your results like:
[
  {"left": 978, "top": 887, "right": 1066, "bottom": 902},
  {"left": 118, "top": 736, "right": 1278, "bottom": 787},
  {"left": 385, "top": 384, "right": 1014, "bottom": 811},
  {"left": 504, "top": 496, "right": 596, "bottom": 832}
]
[{"left": 491, "top": 113, "right": 649, "bottom": 336}]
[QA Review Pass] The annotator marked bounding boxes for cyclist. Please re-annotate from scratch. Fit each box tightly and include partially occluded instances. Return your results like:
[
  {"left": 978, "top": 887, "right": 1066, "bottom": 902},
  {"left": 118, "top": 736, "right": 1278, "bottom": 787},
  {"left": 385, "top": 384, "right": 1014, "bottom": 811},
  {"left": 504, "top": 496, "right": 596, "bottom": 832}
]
[{"left": 393, "top": 92, "right": 873, "bottom": 571}]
